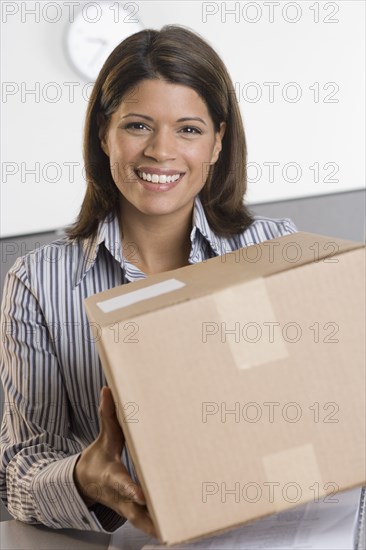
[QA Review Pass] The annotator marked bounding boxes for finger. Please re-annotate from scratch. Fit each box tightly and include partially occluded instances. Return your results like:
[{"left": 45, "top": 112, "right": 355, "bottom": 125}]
[
  {"left": 87, "top": 463, "right": 147, "bottom": 512},
  {"left": 108, "top": 466, "right": 147, "bottom": 506},
  {"left": 122, "top": 503, "right": 158, "bottom": 538},
  {"left": 101, "top": 386, "right": 117, "bottom": 417},
  {"left": 99, "top": 387, "right": 125, "bottom": 446}
]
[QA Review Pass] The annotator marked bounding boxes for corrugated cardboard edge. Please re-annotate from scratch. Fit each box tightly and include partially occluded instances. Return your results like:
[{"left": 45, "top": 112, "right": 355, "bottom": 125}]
[{"left": 83, "top": 303, "right": 165, "bottom": 541}]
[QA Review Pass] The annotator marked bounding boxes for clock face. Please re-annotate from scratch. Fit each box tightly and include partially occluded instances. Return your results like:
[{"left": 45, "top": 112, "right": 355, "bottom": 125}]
[{"left": 64, "top": 1, "right": 143, "bottom": 81}]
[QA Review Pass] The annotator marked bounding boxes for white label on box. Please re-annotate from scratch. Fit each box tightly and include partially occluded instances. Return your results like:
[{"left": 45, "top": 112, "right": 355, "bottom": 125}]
[{"left": 97, "top": 278, "right": 186, "bottom": 313}]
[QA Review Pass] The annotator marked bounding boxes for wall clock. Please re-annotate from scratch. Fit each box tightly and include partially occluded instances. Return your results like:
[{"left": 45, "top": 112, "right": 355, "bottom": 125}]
[{"left": 64, "top": 1, "right": 143, "bottom": 81}]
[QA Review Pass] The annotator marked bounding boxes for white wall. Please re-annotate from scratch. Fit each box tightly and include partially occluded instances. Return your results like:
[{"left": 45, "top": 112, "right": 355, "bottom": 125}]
[{"left": 1, "top": 0, "right": 365, "bottom": 237}]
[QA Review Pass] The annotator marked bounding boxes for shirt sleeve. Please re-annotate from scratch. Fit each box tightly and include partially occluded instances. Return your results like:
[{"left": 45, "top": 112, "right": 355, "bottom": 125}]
[{"left": 0, "top": 257, "right": 125, "bottom": 532}]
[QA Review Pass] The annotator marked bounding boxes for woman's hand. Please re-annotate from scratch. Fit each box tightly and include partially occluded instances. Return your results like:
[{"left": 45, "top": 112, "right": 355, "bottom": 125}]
[{"left": 74, "top": 386, "right": 157, "bottom": 538}]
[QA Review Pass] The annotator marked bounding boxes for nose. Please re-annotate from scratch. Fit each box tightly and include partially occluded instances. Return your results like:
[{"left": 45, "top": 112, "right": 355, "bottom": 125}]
[{"left": 143, "top": 128, "right": 176, "bottom": 161}]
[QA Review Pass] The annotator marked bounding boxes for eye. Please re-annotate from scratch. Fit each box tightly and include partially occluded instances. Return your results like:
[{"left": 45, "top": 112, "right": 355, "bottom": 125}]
[
  {"left": 180, "top": 126, "right": 202, "bottom": 135},
  {"left": 123, "top": 122, "right": 150, "bottom": 131}
]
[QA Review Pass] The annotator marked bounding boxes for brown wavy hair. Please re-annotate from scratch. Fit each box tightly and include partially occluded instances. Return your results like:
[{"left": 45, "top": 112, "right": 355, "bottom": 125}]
[{"left": 66, "top": 25, "right": 254, "bottom": 239}]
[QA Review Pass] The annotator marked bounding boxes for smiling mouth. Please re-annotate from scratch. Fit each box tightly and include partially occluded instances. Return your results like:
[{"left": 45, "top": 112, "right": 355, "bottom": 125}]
[{"left": 135, "top": 170, "right": 183, "bottom": 184}]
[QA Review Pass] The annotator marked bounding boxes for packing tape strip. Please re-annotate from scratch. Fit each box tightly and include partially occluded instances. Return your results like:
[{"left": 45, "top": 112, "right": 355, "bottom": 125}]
[
  {"left": 213, "top": 278, "right": 289, "bottom": 370},
  {"left": 262, "top": 443, "right": 323, "bottom": 512}
]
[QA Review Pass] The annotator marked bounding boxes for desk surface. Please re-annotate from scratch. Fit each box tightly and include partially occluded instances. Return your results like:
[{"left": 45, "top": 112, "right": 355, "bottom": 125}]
[
  {"left": 1, "top": 500, "right": 365, "bottom": 550},
  {"left": 0, "top": 519, "right": 155, "bottom": 550}
]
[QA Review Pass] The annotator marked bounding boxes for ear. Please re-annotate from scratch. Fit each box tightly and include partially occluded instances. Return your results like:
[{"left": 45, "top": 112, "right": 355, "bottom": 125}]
[
  {"left": 97, "top": 112, "right": 110, "bottom": 156},
  {"left": 211, "top": 122, "right": 226, "bottom": 164}
]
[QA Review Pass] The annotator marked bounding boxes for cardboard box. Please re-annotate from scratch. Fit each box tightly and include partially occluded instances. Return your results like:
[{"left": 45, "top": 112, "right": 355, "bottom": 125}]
[{"left": 84, "top": 232, "right": 366, "bottom": 545}]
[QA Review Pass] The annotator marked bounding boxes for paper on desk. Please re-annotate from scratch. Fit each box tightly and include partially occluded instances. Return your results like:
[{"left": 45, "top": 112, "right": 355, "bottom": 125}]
[
  {"left": 131, "top": 487, "right": 362, "bottom": 550},
  {"left": 108, "top": 519, "right": 155, "bottom": 550}
]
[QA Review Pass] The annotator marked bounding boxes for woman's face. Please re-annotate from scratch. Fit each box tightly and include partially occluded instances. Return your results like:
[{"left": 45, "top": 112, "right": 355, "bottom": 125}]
[{"left": 99, "top": 78, "right": 225, "bottom": 220}]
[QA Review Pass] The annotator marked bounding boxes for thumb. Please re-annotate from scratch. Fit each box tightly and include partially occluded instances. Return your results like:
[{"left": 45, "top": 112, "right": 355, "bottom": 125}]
[{"left": 99, "top": 386, "right": 125, "bottom": 449}]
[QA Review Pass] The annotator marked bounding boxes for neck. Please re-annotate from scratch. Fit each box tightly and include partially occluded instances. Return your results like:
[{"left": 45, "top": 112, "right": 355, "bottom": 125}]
[{"left": 119, "top": 200, "right": 194, "bottom": 275}]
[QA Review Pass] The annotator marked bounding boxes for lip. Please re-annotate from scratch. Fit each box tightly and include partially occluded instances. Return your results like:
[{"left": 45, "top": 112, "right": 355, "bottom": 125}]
[{"left": 135, "top": 170, "right": 184, "bottom": 192}]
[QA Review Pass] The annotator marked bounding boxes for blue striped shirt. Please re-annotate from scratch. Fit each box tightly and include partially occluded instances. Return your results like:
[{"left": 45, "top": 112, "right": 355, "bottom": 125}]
[{"left": 0, "top": 196, "right": 297, "bottom": 532}]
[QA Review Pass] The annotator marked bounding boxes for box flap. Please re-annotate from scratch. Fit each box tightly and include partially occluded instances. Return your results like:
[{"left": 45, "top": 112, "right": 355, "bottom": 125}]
[{"left": 85, "top": 232, "right": 364, "bottom": 326}]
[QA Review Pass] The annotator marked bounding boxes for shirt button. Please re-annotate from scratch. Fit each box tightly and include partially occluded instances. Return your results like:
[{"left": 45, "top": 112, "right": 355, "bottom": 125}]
[{"left": 81, "top": 516, "right": 90, "bottom": 524}]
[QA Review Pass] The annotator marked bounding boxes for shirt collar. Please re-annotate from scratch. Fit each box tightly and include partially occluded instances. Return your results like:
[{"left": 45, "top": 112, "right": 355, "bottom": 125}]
[
  {"left": 73, "top": 212, "right": 123, "bottom": 287},
  {"left": 191, "top": 195, "right": 232, "bottom": 258},
  {"left": 73, "top": 196, "right": 232, "bottom": 287}
]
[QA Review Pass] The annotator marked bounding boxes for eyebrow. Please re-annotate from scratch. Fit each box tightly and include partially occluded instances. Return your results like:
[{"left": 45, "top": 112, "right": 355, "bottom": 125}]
[{"left": 120, "top": 113, "right": 207, "bottom": 126}]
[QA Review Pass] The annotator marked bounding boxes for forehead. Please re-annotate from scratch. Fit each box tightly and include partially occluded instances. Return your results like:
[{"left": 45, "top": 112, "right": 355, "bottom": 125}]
[{"left": 114, "top": 78, "right": 211, "bottom": 119}]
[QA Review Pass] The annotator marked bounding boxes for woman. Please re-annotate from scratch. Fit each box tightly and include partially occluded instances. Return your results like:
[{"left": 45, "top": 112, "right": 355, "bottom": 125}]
[{"left": 0, "top": 25, "right": 297, "bottom": 537}]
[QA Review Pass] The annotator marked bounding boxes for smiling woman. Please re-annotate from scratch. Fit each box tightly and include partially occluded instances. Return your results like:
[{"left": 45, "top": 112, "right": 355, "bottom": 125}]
[
  {"left": 0, "top": 25, "right": 297, "bottom": 537},
  {"left": 100, "top": 80, "right": 224, "bottom": 215},
  {"left": 68, "top": 26, "right": 253, "bottom": 241},
  {"left": 96, "top": 78, "right": 227, "bottom": 274}
]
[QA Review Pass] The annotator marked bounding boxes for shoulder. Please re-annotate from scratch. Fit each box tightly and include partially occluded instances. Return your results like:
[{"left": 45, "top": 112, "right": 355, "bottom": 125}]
[
  {"left": 10, "top": 234, "right": 80, "bottom": 268},
  {"left": 3, "top": 235, "right": 83, "bottom": 290},
  {"left": 2, "top": 215, "right": 117, "bottom": 295},
  {"left": 248, "top": 215, "right": 298, "bottom": 240},
  {"left": 226, "top": 216, "right": 298, "bottom": 251}
]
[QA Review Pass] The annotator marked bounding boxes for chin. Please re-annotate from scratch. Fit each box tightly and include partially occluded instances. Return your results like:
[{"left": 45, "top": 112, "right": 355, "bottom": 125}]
[
  {"left": 133, "top": 196, "right": 184, "bottom": 215},
  {"left": 120, "top": 192, "right": 193, "bottom": 219},
  {"left": 138, "top": 204, "right": 179, "bottom": 217}
]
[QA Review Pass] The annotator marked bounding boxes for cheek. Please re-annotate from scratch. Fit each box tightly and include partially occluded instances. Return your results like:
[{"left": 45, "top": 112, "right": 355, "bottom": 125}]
[
  {"left": 108, "top": 143, "right": 139, "bottom": 177},
  {"left": 185, "top": 141, "right": 216, "bottom": 166},
  {"left": 192, "top": 146, "right": 218, "bottom": 182}
]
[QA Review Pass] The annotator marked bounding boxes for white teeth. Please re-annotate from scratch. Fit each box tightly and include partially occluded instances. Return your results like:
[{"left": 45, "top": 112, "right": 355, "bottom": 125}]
[{"left": 138, "top": 170, "right": 181, "bottom": 184}]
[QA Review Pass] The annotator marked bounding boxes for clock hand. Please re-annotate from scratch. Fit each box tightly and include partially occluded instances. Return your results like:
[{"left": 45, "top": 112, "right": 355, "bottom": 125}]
[
  {"left": 85, "top": 37, "right": 109, "bottom": 66},
  {"left": 86, "top": 38, "right": 108, "bottom": 46}
]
